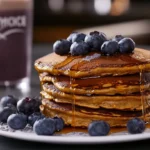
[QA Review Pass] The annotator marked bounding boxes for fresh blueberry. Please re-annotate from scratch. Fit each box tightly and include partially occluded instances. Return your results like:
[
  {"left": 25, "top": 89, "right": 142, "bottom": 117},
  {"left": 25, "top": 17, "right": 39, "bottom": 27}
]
[
  {"left": 28, "top": 112, "right": 44, "bottom": 126},
  {"left": 119, "top": 38, "right": 135, "bottom": 53},
  {"left": 53, "top": 117, "right": 64, "bottom": 131},
  {"left": 67, "top": 32, "right": 78, "bottom": 42},
  {"left": 88, "top": 121, "right": 110, "bottom": 136},
  {"left": 70, "top": 42, "right": 90, "bottom": 56},
  {"left": 90, "top": 31, "right": 107, "bottom": 41},
  {"left": 53, "top": 39, "right": 71, "bottom": 55},
  {"left": 33, "top": 118, "right": 56, "bottom": 135},
  {"left": 17, "top": 97, "right": 40, "bottom": 115},
  {"left": 72, "top": 33, "right": 86, "bottom": 43},
  {"left": 127, "top": 118, "right": 145, "bottom": 134},
  {"left": 112, "top": 35, "right": 124, "bottom": 42},
  {"left": 0, "top": 95, "right": 17, "bottom": 108},
  {"left": 0, "top": 105, "right": 16, "bottom": 123},
  {"left": 85, "top": 32, "right": 107, "bottom": 51},
  {"left": 7, "top": 114, "right": 27, "bottom": 130},
  {"left": 101, "top": 40, "right": 119, "bottom": 55}
]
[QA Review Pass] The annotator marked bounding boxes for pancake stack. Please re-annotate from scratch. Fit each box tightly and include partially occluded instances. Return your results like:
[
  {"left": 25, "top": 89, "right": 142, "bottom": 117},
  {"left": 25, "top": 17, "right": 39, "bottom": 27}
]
[{"left": 35, "top": 48, "right": 150, "bottom": 127}]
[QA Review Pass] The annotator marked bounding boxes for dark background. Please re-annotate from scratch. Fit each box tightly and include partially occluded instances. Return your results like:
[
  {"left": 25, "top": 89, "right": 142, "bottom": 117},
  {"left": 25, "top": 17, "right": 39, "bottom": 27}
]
[{"left": 33, "top": 0, "right": 150, "bottom": 45}]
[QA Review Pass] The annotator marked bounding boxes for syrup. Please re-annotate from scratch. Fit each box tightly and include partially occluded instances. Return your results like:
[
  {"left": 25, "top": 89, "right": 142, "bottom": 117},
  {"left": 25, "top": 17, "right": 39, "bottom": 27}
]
[
  {"left": 42, "top": 74, "right": 141, "bottom": 89},
  {"left": 139, "top": 65, "right": 146, "bottom": 120},
  {"left": 58, "top": 126, "right": 127, "bottom": 135},
  {"left": 58, "top": 126, "right": 87, "bottom": 134},
  {"left": 70, "top": 75, "right": 76, "bottom": 127},
  {"left": 69, "top": 59, "right": 81, "bottom": 127},
  {"left": 35, "top": 49, "right": 150, "bottom": 78}
]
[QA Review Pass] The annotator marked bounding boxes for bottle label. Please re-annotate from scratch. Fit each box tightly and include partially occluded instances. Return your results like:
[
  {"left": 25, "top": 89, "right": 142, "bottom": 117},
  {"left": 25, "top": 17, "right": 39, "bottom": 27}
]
[
  {"left": 0, "top": 9, "right": 32, "bottom": 82},
  {"left": 0, "top": 15, "right": 26, "bottom": 40}
]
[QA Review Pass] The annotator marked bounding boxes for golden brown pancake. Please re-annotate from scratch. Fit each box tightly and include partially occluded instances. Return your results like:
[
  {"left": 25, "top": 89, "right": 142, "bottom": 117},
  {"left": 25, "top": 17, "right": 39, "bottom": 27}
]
[
  {"left": 41, "top": 99, "right": 150, "bottom": 127},
  {"left": 35, "top": 48, "right": 150, "bottom": 78},
  {"left": 40, "top": 90, "right": 150, "bottom": 110},
  {"left": 42, "top": 81, "right": 149, "bottom": 96},
  {"left": 39, "top": 72, "right": 141, "bottom": 87}
]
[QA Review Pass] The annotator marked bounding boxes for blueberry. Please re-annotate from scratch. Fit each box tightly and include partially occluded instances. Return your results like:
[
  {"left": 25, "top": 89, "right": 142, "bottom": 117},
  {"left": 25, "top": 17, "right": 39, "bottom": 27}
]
[
  {"left": 70, "top": 42, "right": 90, "bottom": 56},
  {"left": 0, "top": 105, "right": 16, "bottom": 123},
  {"left": 85, "top": 32, "right": 107, "bottom": 51},
  {"left": 53, "top": 117, "right": 64, "bottom": 131},
  {"left": 7, "top": 114, "right": 27, "bottom": 130},
  {"left": 90, "top": 31, "right": 107, "bottom": 41},
  {"left": 127, "top": 118, "right": 145, "bottom": 134},
  {"left": 33, "top": 118, "right": 56, "bottom": 135},
  {"left": 119, "top": 38, "right": 135, "bottom": 53},
  {"left": 67, "top": 32, "right": 77, "bottom": 42},
  {"left": 28, "top": 112, "right": 44, "bottom": 126},
  {"left": 101, "top": 40, "right": 119, "bottom": 55},
  {"left": 88, "top": 121, "right": 110, "bottom": 136},
  {"left": 112, "top": 35, "right": 124, "bottom": 42},
  {"left": 0, "top": 95, "right": 17, "bottom": 108},
  {"left": 17, "top": 97, "right": 40, "bottom": 115},
  {"left": 53, "top": 39, "right": 71, "bottom": 55},
  {"left": 72, "top": 33, "right": 86, "bottom": 43}
]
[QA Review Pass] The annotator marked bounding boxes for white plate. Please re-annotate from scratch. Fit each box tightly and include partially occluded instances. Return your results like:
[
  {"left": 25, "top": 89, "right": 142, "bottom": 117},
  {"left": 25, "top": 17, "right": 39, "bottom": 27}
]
[{"left": 1, "top": 124, "right": 150, "bottom": 144}]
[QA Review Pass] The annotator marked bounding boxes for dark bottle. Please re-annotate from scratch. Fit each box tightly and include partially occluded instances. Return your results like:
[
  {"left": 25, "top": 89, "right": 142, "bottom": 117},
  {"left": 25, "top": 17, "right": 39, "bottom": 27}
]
[{"left": 0, "top": 0, "right": 33, "bottom": 92}]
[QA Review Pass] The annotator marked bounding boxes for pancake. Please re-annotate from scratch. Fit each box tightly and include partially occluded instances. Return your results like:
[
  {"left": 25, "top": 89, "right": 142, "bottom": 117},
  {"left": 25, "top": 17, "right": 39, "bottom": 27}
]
[
  {"left": 41, "top": 99, "right": 150, "bottom": 127},
  {"left": 40, "top": 88, "right": 150, "bottom": 110},
  {"left": 35, "top": 47, "right": 150, "bottom": 128},
  {"left": 42, "top": 81, "right": 150, "bottom": 96},
  {"left": 35, "top": 48, "right": 150, "bottom": 78},
  {"left": 39, "top": 72, "right": 142, "bottom": 88}
]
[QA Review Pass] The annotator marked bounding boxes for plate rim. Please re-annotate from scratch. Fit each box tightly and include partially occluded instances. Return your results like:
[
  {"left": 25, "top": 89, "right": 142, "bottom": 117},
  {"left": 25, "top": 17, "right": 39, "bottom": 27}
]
[{"left": 0, "top": 130, "right": 150, "bottom": 144}]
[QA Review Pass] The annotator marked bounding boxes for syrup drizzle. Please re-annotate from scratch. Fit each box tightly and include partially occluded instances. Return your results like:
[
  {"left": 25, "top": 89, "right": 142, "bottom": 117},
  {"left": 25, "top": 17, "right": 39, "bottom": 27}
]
[
  {"left": 139, "top": 65, "right": 146, "bottom": 121},
  {"left": 70, "top": 75, "right": 76, "bottom": 127},
  {"left": 70, "top": 60, "right": 81, "bottom": 127}
]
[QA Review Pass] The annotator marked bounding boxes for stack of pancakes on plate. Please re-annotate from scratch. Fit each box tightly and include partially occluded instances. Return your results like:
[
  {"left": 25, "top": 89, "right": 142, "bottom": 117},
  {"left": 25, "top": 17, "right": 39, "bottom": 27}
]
[{"left": 35, "top": 48, "right": 150, "bottom": 127}]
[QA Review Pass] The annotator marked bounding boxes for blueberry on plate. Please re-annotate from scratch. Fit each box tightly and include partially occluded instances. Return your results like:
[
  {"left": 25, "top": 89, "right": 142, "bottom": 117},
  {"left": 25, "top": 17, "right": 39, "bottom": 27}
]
[
  {"left": 84, "top": 32, "right": 107, "bottom": 51},
  {"left": 0, "top": 95, "right": 17, "bottom": 108},
  {"left": 112, "top": 35, "right": 124, "bottom": 42},
  {"left": 7, "top": 114, "right": 27, "bottom": 130},
  {"left": 72, "top": 33, "right": 86, "bottom": 43},
  {"left": 0, "top": 105, "right": 16, "bottom": 123},
  {"left": 127, "top": 118, "right": 145, "bottom": 134},
  {"left": 119, "top": 38, "right": 135, "bottom": 53},
  {"left": 17, "top": 97, "right": 40, "bottom": 115},
  {"left": 88, "top": 121, "right": 110, "bottom": 136},
  {"left": 101, "top": 40, "right": 119, "bottom": 55},
  {"left": 53, "top": 117, "right": 64, "bottom": 131},
  {"left": 70, "top": 42, "right": 90, "bottom": 56},
  {"left": 28, "top": 112, "right": 44, "bottom": 126},
  {"left": 33, "top": 118, "right": 56, "bottom": 135},
  {"left": 53, "top": 39, "right": 71, "bottom": 55},
  {"left": 90, "top": 31, "right": 107, "bottom": 41}
]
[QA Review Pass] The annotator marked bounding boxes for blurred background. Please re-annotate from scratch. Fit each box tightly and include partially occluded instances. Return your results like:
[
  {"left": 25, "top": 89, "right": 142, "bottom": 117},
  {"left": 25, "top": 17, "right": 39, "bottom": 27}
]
[
  {"left": 1, "top": 0, "right": 150, "bottom": 97},
  {"left": 33, "top": 0, "right": 150, "bottom": 45}
]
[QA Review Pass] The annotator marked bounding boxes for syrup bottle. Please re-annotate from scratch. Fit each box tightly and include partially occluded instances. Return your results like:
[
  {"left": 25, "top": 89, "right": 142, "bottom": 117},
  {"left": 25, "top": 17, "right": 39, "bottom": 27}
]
[{"left": 0, "top": 0, "right": 33, "bottom": 94}]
